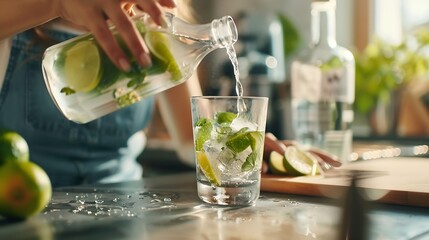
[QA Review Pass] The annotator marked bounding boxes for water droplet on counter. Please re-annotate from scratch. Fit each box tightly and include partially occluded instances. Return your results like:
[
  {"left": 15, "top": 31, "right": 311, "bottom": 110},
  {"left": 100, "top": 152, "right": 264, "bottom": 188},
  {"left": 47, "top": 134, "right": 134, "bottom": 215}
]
[
  {"left": 126, "top": 211, "right": 135, "bottom": 217},
  {"left": 271, "top": 219, "right": 281, "bottom": 226}
]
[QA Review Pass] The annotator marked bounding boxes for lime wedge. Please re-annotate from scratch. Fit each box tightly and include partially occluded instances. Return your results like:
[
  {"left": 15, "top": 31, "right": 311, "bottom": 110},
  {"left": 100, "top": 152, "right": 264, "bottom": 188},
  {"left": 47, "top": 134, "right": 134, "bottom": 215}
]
[
  {"left": 215, "top": 112, "right": 237, "bottom": 124},
  {"left": 196, "top": 151, "right": 221, "bottom": 186},
  {"left": 240, "top": 131, "right": 263, "bottom": 172},
  {"left": 248, "top": 131, "right": 263, "bottom": 151},
  {"left": 269, "top": 151, "right": 287, "bottom": 174},
  {"left": 63, "top": 40, "right": 101, "bottom": 92},
  {"left": 283, "top": 146, "right": 318, "bottom": 176},
  {"left": 225, "top": 128, "right": 251, "bottom": 153},
  {"left": 144, "top": 31, "right": 182, "bottom": 81},
  {"left": 195, "top": 118, "right": 212, "bottom": 151}
]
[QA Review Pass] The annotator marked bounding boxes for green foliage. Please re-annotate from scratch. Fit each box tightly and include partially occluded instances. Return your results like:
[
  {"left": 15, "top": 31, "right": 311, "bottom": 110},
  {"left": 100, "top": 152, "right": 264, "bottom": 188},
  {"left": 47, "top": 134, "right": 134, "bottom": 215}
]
[{"left": 354, "top": 29, "right": 429, "bottom": 114}]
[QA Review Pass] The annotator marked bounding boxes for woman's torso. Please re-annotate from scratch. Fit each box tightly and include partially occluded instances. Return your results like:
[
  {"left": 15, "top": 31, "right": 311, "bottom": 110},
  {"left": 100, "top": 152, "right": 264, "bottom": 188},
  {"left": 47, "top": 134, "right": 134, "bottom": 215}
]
[{"left": 0, "top": 27, "right": 155, "bottom": 187}]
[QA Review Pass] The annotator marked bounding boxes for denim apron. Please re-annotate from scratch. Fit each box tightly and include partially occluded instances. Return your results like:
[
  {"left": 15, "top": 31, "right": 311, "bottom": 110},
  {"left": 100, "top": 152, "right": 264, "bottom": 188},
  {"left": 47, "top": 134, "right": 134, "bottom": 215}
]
[{"left": 0, "top": 29, "right": 155, "bottom": 187}]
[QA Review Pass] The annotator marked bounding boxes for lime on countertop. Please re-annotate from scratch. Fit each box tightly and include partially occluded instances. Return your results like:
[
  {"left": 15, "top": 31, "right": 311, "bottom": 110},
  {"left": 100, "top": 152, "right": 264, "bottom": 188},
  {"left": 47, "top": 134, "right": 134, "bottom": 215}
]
[
  {"left": 0, "top": 129, "right": 29, "bottom": 166},
  {"left": 0, "top": 161, "right": 52, "bottom": 219},
  {"left": 63, "top": 40, "right": 101, "bottom": 92}
]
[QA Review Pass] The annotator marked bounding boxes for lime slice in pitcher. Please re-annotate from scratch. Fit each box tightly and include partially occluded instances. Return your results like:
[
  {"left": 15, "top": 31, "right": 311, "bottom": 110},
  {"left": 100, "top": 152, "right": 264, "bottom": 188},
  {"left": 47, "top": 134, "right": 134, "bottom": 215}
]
[
  {"left": 144, "top": 31, "right": 182, "bottom": 81},
  {"left": 63, "top": 40, "right": 101, "bottom": 92}
]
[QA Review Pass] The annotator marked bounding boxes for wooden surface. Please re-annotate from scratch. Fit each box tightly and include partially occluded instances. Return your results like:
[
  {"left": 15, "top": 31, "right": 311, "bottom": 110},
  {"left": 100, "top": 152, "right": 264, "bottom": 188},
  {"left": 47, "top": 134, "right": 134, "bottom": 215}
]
[{"left": 261, "top": 157, "right": 429, "bottom": 207}]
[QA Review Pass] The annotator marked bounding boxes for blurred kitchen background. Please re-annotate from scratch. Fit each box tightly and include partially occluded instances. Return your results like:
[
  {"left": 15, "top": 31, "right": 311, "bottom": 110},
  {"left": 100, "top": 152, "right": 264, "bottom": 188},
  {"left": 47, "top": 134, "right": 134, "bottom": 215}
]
[
  {"left": 190, "top": 0, "right": 429, "bottom": 140},
  {"left": 142, "top": 0, "right": 429, "bottom": 173}
]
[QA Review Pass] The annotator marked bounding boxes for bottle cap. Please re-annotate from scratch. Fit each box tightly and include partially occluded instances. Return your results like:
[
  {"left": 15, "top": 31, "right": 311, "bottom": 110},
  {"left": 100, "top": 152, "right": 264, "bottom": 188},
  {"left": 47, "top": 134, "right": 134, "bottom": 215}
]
[{"left": 312, "top": 0, "right": 336, "bottom": 8}]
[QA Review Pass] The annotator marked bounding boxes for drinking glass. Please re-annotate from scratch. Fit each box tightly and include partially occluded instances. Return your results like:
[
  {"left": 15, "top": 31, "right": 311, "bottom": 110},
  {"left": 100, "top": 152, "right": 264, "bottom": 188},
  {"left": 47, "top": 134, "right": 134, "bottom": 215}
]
[{"left": 190, "top": 96, "right": 268, "bottom": 206}]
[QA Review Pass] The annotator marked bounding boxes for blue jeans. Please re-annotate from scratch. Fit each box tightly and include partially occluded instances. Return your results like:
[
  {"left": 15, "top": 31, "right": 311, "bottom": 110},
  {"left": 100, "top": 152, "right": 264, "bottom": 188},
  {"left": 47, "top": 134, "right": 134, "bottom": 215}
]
[{"left": 0, "top": 29, "right": 155, "bottom": 187}]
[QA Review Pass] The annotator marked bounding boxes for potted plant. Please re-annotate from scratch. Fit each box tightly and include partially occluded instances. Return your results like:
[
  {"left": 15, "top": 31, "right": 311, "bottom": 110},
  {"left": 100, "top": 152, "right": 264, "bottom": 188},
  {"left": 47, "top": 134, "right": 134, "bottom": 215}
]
[{"left": 354, "top": 28, "right": 429, "bottom": 136}]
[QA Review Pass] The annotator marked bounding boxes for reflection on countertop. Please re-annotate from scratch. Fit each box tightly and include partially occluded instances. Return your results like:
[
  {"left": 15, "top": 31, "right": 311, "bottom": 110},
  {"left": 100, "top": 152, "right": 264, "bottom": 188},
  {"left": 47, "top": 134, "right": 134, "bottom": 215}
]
[
  {"left": 1, "top": 172, "right": 429, "bottom": 240},
  {"left": 352, "top": 140, "right": 429, "bottom": 161}
]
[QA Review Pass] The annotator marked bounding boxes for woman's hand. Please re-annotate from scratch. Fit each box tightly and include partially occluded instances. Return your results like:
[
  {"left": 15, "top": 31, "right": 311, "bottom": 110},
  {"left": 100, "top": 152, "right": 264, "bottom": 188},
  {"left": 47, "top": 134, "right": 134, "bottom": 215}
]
[{"left": 54, "top": 0, "right": 176, "bottom": 71}]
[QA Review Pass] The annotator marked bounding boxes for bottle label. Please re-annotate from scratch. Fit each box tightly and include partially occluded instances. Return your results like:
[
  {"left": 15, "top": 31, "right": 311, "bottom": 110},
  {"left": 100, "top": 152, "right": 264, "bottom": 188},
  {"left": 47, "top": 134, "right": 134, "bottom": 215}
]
[{"left": 291, "top": 61, "right": 354, "bottom": 103}]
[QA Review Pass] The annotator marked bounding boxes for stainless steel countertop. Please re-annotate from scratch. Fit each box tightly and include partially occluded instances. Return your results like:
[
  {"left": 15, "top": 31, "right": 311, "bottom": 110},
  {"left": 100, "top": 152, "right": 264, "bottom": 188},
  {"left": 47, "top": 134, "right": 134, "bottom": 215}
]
[{"left": 0, "top": 172, "right": 428, "bottom": 240}]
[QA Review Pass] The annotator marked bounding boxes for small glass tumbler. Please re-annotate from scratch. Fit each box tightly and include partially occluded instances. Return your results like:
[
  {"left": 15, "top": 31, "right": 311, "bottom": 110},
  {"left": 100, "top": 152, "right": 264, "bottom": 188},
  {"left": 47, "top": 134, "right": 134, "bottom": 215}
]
[{"left": 190, "top": 96, "right": 268, "bottom": 206}]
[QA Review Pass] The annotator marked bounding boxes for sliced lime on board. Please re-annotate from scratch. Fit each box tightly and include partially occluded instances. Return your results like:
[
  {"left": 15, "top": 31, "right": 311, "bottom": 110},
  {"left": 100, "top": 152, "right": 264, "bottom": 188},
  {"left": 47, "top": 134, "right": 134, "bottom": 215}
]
[
  {"left": 269, "top": 151, "right": 287, "bottom": 174},
  {"left": 283, "top": 146, "right": 319, "bottom": 176}
]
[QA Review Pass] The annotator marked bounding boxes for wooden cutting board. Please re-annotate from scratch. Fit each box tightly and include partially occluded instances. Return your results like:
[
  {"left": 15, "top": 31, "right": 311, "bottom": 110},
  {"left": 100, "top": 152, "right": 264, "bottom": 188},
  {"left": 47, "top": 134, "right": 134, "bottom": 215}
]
[{"left": 261, "top": 157, "right": 429, "bottom": 207}]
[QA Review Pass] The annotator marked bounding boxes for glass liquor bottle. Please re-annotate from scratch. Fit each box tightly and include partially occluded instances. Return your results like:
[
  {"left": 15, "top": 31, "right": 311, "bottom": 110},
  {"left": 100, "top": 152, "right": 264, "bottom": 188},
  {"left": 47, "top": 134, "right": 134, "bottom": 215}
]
[
  {"left": 290, "top": 0, "right": 355, "bottom": 162},
  {"left": 42, "top": 12, "right": 237, "bottom": 124}
]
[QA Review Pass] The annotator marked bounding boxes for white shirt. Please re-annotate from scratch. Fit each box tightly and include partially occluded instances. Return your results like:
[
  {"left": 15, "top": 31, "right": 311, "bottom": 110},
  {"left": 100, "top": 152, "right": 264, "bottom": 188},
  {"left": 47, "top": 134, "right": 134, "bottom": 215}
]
[{"left": 0, "top": 38, "right": 12, "bottom": 92}]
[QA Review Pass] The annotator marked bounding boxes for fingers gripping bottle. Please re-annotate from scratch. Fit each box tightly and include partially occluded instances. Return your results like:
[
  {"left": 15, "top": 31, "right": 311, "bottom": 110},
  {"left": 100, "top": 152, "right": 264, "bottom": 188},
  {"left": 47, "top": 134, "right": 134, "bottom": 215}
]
[
  {"left": 42, "top": 13, "right": 237, "bottom": 123},
  {"left": 291, "top": 0, "right": 355, "bottom": 162}
]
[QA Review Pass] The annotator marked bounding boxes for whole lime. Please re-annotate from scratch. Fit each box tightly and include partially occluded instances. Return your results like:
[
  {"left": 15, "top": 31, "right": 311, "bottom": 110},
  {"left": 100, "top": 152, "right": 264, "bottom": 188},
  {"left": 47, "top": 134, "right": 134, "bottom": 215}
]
[
  {"left": 0, "top": 161, "right": 52, "bottom": 219},
  {"left": 0, "top": 129, "right": 29, "bottom": 165}
]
